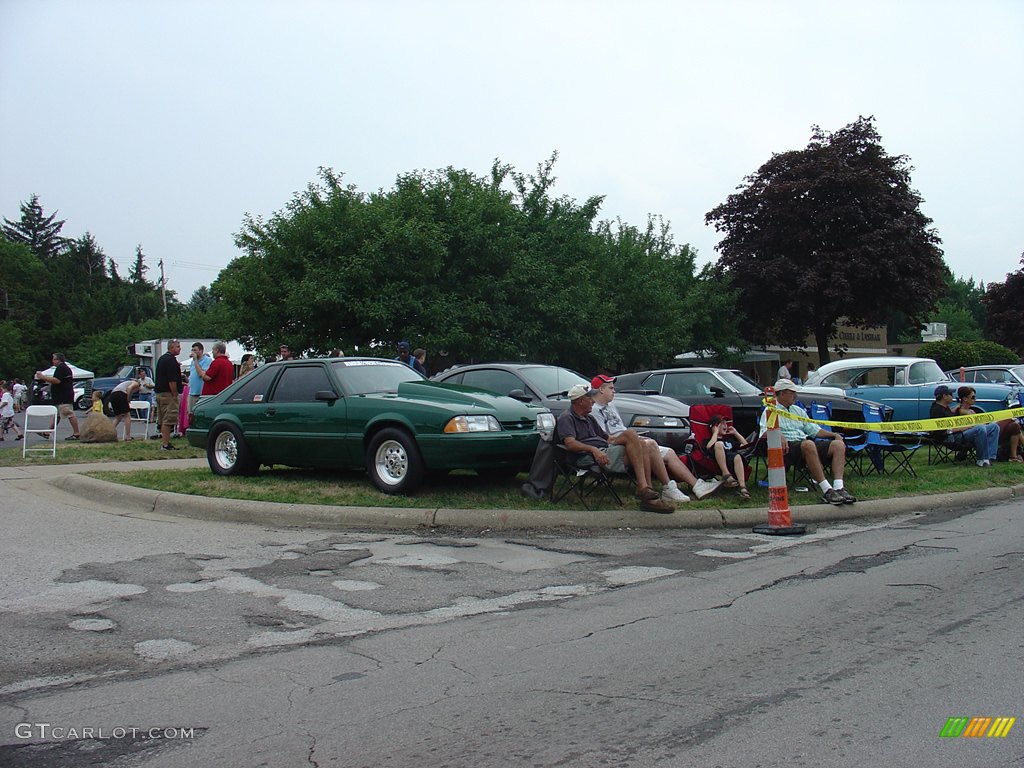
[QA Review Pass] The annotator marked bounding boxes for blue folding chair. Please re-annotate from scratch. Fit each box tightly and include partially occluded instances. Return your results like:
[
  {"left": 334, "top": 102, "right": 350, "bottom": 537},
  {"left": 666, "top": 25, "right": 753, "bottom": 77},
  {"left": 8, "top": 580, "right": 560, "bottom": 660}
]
[{"left": 859, "top": 403, "right": 921, "bottom": 477}]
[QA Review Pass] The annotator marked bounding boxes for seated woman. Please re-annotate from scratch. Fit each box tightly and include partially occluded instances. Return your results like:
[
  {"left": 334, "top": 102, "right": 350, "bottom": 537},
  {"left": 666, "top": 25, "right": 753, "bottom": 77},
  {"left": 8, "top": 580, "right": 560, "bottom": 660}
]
[
  {"left": 954, "top": 385, "right": 1022, "bottom": 463},
  {"left": 705, "top": 415, "right": 751, "bottom": 498},
  {"left": 947, "top": 385, "right": 1001, "bottom": 466}
]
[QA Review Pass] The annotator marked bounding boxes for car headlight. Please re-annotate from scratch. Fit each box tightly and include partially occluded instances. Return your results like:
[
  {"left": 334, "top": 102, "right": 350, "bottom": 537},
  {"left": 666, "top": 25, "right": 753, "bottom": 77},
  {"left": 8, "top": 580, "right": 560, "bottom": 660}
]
[
  {"left": 535, "top": 411, "right": 556, "bottom": 433},
  {"left": 444, "top": 415, "right": 502, "bottom": 433},
  {"left": 631, "top": 415, "right": 686, "bottom": 428}
]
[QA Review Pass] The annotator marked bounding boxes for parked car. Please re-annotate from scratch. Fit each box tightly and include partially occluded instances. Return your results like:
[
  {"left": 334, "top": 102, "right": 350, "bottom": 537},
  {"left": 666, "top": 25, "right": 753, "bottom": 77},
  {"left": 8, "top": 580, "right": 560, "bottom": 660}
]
[
  {"left": 613, "top": 367, "right": 892, "bottom": 436},
  {"left": 186, "top": 357, "right": 555, "bottom": 494},
  {"left": 431, "top": 363, "right": 691, "bottom": 450},
  {"left": 805, "top": 356, "right": 1021, "bottom": 421},
  {"left": 945, "top": 364, "right": 1024, "bottom": 388},
  {"left": 91, "top": 364, "right": 154, "bottom": 400}
]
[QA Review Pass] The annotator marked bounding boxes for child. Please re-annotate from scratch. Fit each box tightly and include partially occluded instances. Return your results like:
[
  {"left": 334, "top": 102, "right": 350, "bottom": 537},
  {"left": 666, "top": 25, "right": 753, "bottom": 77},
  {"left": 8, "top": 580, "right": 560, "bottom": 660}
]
[
  {"left": 705, "top": 415, "right": 751, "bottom": 499},
  {"left": 0, "top": 382, "right": 24, "bottom": 440}
]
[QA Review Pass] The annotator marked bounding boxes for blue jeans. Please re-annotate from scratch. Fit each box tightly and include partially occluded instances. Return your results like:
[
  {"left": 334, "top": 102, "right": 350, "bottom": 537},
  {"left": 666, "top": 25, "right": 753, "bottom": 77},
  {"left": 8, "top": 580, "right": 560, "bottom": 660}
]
[{"left": 962, "top": 423, "right": 999, "bottom": 461}]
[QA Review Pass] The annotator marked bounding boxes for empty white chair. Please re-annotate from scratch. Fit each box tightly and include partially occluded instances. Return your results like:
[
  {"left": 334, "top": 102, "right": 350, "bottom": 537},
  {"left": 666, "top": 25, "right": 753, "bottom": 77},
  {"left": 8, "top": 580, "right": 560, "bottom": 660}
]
[
  {"left": 129, "top": 399, "right": 152, "bottom": 439},
  {"left": 22, "top": 405, "right": 58, "bottom": 458}
]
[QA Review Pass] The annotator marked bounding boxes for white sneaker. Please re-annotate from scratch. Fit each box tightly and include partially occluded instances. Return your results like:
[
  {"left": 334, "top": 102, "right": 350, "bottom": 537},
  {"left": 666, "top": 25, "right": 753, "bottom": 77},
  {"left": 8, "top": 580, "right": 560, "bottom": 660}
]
[
  {"left": 661, "top": 480, "right": 690, "bottom": 503},
  {"left": 692, "top": 478, "right": 724, "bottom": 500}
]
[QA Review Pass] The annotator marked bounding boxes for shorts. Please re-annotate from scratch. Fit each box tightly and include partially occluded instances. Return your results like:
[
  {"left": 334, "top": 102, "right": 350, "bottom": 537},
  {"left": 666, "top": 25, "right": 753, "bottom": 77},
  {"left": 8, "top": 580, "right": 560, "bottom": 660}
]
[
  {"left": 786, "top": 439, "right": 830, "bottom": 467},
  {"left": 602, "top": 445, "right": 627, "bottom": 473},
  {"left": 57, "top": 403, "right": 74, "bottom": 419},
  {"left": 109, "top": 391, "right": 130, "bottom": 416},
  {"left": 156, "top": 392, "right": 180, "bottom": 427}
]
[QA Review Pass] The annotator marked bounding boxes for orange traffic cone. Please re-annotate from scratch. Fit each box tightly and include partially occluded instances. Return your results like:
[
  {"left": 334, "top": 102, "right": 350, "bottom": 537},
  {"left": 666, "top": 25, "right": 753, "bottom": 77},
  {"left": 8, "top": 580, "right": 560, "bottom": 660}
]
[{"left": 753, "top": 388, "right": 807, "bottom": 536}]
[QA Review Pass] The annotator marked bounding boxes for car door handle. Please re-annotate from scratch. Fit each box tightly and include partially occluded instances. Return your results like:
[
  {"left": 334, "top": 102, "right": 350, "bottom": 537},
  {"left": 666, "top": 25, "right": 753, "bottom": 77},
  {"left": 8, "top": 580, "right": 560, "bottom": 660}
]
[{"left": 264, "top": 408, "right": 276, "bottom": 416}]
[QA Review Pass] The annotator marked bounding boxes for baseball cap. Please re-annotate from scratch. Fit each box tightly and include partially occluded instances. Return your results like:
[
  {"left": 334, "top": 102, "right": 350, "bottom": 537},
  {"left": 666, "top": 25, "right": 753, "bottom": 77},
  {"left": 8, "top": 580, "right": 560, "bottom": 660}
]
[
  {"left": 773, "top": 379, "right": 799, "bottom": 393},
  {"left": 934, "top": 384, "right": 953, "bottom": 398},
  {"left": 591, "top": 374, "right": 616, "bottom": 388},
  {"left": 567, "top": 383, "right": 599, "bottom": 400},
  {"left": 397, "top": 341, "right": 410, "bottom": 352}
]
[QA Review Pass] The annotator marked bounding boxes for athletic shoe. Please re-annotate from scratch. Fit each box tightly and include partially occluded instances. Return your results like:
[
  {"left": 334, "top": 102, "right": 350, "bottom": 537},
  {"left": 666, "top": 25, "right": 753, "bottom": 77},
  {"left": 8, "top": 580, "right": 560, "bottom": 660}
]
[
  {"left": 635, "top": 487, "right": 661, "bottom": 501},
  {"left": 837, "top": 488, "right": 857, "bottom": 504},
  {"left": 639, "top": 497, "right": 674, "bottom": 514},
  {"left": 692, "top": 478, "right": 724, "bottom": 500},
  {"left": 977, "top": 460, "right": 989, "bottom": 468},
  {"left": 823, "top": 488, "right": 845, "bottom": 506},
  {"left": 661, "top": 480, "right": 690, "bottom": 503}
]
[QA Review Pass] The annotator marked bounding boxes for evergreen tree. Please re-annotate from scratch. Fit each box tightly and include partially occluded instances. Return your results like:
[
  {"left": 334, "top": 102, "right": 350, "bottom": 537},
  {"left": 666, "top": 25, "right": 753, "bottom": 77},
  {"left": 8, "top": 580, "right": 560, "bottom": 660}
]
[{"left": 2, "top": 194, "right": 68, "bottom": 260}]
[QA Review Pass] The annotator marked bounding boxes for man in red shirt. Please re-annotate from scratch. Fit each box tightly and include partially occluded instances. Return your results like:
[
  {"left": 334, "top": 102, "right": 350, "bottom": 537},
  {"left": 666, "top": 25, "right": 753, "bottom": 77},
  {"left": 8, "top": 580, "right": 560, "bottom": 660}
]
[{"left": 197, "top": 342, "right": 235, "bottom": 396}]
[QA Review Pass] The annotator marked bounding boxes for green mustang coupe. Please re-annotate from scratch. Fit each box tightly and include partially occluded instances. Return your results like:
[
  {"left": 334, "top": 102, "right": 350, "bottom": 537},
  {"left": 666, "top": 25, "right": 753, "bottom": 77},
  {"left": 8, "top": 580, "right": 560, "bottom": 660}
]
[{"left": 186, "top": 358, "right": 555, "bottom": 494}]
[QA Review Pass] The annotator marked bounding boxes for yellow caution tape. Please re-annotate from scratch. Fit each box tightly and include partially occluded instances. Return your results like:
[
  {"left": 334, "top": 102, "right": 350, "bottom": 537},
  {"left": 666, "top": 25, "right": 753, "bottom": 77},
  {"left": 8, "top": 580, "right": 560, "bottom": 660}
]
[{"left": 769, "top": 405, "right": 1024, "bottom": 433}]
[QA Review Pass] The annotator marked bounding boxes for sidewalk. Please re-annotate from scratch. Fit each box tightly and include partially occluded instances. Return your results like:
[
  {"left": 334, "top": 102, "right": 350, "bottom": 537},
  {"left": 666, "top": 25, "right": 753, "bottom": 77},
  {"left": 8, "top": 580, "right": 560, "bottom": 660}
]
[{"left": 6, "top": 458, "right": 1022, "bottom": 531}]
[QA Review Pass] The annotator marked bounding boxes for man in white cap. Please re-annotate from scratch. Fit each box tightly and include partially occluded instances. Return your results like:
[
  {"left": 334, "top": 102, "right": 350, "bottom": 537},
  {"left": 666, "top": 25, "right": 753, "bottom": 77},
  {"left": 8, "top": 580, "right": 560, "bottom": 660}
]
[
  {"left": 556, "top": 383, "right": 674, "bottom": 513},
  {"left": 758, "top": 379, "right": 854, "bottom": 505},
  {"left": 589, "top": 374, "right": 723, "bottom": 503}
]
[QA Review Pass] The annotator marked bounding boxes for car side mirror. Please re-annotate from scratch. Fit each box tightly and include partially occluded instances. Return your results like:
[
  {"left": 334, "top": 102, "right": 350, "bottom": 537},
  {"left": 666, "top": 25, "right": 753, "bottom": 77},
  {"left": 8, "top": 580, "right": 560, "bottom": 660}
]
[
  {"left": 315, "top": 390, "right": 339, "bottom": 402},
  {"left": 710, "top": 386, "right": 725, "bottom": 397},
  {"left": 507, "top": 389, "right": 532, "bottom": 402}
]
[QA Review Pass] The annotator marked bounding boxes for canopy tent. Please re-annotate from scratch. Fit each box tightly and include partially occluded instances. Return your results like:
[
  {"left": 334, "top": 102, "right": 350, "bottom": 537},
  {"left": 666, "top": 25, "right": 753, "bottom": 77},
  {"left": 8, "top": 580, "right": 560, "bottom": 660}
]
[{"left": 38, "top": 362, "right": 95, "bottom": 379}]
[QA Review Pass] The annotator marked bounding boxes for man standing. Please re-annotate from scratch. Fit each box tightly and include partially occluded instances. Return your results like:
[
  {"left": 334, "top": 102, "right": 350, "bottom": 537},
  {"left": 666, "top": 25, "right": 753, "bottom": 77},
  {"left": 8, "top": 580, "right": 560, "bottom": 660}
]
[
  {"left": 187, "top": 342, "right": 212, "bottom": 414},
  {"left": 277, "top": 344, "right": 294, "bottom": 361},
  {"left": 136, "top": 369, "right": 155, "bottom": 405},
  {"left": 758, "top": 379, "right": 854, "bottom": 505},
  {"left": 556, "top": 383, "right": 674, "bottom": 513},
  {"left": 589, "top": 374, "right": 722, "bottom": 503},
  {"left": 196, "top": 342, "right": 234, "bottom": 397},
  {"left": 155, "top": 339, "right": 182, "bottom": 451},
  {"left": 395, "top": 341, "right": 416, "bottom": 369},
  {"left": 777, "top": 359, "right": 794, "bottom": 381},
  {"left": 34, "top": 353, "right": 80, "bottom": 440}
]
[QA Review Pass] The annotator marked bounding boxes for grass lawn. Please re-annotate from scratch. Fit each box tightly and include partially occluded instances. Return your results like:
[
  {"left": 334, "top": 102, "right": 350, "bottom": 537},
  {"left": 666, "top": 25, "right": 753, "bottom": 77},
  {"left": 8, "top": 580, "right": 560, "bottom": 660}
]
[
  {"left": 0, "top": 438, "right": 205, "bottom": 465},
  {"left": 82, "top": 448, "right": 1024, "bottom": 511}
]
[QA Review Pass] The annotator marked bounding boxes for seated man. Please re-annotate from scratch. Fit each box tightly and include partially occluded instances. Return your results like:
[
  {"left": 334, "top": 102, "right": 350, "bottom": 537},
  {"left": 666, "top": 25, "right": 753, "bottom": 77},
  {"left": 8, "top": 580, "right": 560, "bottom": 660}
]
[
  {"left": 931, "top": 384, "right": 999, "bottom": 467},
  {"left": 758, "top": 379, "right": 855, "bottom": 506},
  {"left": 589, "top": 374, "right": 722, "bottom": 503},
  {"left": 556, "top": 383, "right": 673, "bottom": 513}
]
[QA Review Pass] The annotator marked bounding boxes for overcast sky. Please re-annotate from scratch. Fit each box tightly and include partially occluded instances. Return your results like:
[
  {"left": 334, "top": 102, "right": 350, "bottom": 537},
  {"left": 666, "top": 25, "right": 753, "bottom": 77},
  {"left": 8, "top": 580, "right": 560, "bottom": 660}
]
[{"left": 2, "top": 0, "right": 1021, "bottom": 303}]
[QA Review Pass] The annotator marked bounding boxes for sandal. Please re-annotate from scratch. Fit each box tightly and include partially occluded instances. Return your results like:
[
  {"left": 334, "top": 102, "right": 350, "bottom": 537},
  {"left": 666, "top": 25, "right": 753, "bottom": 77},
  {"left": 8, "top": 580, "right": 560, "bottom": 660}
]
[
  {"left": 1010, "top": 456, "right": 1024, "bottom": 463},
  {"left": 723, "top": 474, "right": 739, "bottom": 488},
  {"left": 738, "top": 487, "right": 751, "bottom": 500}
]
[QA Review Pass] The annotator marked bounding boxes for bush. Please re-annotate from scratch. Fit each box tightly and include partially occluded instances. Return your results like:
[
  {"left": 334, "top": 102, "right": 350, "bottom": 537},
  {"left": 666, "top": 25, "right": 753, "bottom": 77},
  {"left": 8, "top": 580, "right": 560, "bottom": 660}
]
[
  {"left": 919, "top": 339, "right": 1021, "bottom": 370},
  {"left": 918, "top": 340, "right": 981, "bottom": 371},
  {"left": 969, "top": 340, "right": 1020, "bottom": 365}
]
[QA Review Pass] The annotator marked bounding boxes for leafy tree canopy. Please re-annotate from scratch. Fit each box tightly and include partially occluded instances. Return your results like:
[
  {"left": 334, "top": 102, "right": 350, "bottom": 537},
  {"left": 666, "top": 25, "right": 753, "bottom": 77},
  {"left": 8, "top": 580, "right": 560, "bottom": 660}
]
[
  {"left": 1, "top": 193, "right": 68, "bottom": 260},
  {"left": 706, "top": 116, "right": 946, "bottom": 363},
  {"left": 919, "top": 338, "right": 1018, "bottom": 371},
  {"left": 216, "top": 156, "right": 739, "bottom": 372},
  {"left": 984, "top": 253, "right": 1024, "bottom": 358}
]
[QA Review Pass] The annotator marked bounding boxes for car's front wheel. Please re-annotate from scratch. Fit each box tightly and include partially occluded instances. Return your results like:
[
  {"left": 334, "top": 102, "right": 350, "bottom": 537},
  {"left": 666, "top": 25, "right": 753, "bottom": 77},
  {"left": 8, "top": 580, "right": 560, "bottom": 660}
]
[
  {"left": 75, "top": 394, "right": 91, "bottom": 411},
  {"left": 366, "top": 427, "right": 424, "bottom": 494},
  {"left": 208, "top": 423, "right": 259, "bottom": 476}
]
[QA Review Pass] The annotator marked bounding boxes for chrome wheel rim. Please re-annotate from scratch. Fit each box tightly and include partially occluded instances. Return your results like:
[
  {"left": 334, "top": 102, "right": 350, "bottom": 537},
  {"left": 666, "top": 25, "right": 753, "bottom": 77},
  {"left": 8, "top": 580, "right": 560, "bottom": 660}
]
[
  {"left": 374, "top": 439, "right": 407, "bottom": 486},
  {"left": 214, "top": 430, "right": 238, "bottom": 470}
]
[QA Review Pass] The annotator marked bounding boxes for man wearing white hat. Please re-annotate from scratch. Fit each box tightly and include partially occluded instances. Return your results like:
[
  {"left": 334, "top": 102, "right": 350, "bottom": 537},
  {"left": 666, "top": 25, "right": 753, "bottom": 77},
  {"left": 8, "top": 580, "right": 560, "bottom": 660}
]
[
  {"left": 758, "top": 379, "right": 854, "bottom": 506},
  {"left": 556, "top": 383, "right": 674, "bottom": 513}
]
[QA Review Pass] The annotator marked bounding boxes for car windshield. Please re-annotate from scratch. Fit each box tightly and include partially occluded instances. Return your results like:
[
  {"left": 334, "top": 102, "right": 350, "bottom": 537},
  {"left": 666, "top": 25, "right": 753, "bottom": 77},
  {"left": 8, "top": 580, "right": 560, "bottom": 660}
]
[
  {"left": 332, "top": 359, "right": 423, "bottom": 395},
  {"left": 718, "top": 370, "right": 763, "bottom": 394},
  {"left": 517, "top": 366, "right": 588, "bottom": 398},
  {"left": 115, "top": 365, "right": 135, "bottom": 378},
  {"left": 1012, "top": 365, "right": 1024, "bottom": 383},
  {"left": 908, "top": 360, "right": 946, "bottom": 384}
]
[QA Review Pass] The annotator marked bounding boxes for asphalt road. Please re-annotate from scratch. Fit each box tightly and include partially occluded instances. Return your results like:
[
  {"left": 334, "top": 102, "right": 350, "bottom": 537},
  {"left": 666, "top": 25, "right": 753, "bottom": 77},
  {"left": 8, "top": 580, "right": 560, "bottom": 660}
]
[{"left": 1, "top": 473, "right": 1022, "bottom": 767}]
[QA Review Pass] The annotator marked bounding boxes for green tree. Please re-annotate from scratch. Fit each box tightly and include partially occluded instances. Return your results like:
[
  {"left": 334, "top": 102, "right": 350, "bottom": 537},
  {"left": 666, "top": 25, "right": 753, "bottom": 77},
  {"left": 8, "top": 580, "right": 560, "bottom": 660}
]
[
  {"left": 218, "top": 157, "right": 733, "bottom": 371},
  {"left": 984, "top": 254, "right": 1024, "bottom": 357},
  {"left": 706, "top": 116, "right": 946, "bottom": 363},
  {"left": 2, "top": 194, "right": 68, "bottom": 261}
]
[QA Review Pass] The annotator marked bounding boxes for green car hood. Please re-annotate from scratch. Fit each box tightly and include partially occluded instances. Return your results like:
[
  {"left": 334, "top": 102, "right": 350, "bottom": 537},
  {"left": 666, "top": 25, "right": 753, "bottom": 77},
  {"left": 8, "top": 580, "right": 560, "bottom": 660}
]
[{"left": 396, "top": 380, "right": 543, "bottom": 423}]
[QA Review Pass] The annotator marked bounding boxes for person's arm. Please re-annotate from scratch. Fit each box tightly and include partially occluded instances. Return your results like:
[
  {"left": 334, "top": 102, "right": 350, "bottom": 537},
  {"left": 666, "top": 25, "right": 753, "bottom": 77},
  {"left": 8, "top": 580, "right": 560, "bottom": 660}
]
[
  {"left": 562, "top": 435, "right": 609, "bottom": 465},
  {"left": 729, "top": 425, "right": 749, "bottom": 447}
]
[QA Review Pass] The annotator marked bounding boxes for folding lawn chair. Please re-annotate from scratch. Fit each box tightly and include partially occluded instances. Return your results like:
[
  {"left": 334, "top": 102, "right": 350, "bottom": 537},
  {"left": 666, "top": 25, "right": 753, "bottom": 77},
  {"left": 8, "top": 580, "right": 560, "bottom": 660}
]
[
  {"left": 22, "top": 405, "right": 58, "bottom": 458},
  {"left": 550, "top": 444, "right": 623, "bottom": 510},
  {"left": 856, "top": 403, "right": 922, "bottom": 477},
  {"left": 683, "top": 403, "right": 756, "bottom": 484}
]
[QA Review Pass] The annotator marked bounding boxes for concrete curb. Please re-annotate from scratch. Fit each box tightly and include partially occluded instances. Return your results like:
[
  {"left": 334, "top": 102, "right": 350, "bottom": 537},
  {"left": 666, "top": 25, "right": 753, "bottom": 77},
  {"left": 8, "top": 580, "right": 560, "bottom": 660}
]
[{"left": 49, "top": 473, "right": 1024, "bottom": 531}]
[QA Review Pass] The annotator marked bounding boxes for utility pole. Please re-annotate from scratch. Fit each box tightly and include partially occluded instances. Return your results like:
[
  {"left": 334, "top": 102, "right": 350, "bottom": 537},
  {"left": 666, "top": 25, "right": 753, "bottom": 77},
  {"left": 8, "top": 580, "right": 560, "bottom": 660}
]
[{"left": 159, "top": 258, "right": 167, "bottom": 316}]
